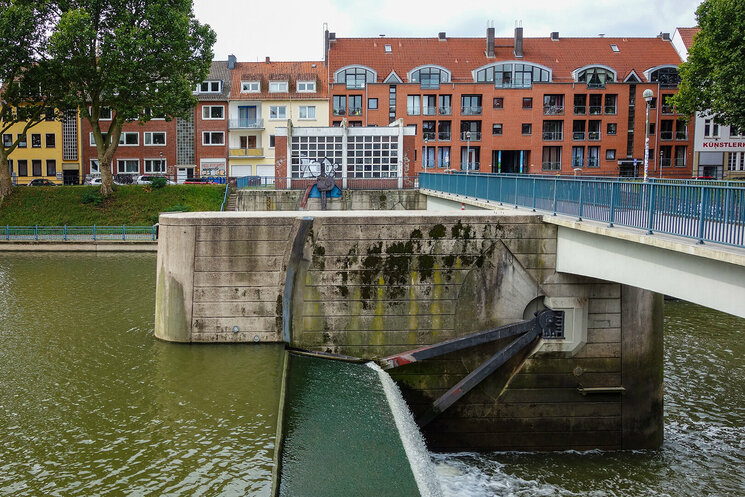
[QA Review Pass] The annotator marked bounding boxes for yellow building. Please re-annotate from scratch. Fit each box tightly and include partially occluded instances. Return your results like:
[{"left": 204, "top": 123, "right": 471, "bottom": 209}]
[
  {"left": 228, "top": 61, "right": 330, "bottom": 178},
  {"left": 3, "top": 111, "right": 82, "bottom": 185}
]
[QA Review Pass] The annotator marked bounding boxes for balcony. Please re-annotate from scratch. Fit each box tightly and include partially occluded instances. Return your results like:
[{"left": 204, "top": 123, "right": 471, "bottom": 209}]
[
  {"left": 660, "top": 131, "right": 674, "bottom": 140},
  {"left": 439, "top": 106, "right": 452, "bottom": 115},
  {"left": 574, "top": 105, "right": 586, "bottom": 115},
  {"left": 542, "top": 131, "right": 563, "bottom": 141},
  {"left": 588, "top": 131, "right": 601, "bottom": 141},
  {"left": 423, "top": 107, "right": 437, "bottom": 116},
  {"left": 438, "top": 131, "right": 451, "bottom": 141},
  {"left": 589, "top": 105, "right": 602, "bottom": 115},
  {"left": 229, "top": 118, "right": 264, "bottom": 129},
  {"left": 230, "top": 147, "right": 264, "bottom": 157},
  {"left": 407, "top": 107, "right": 421, "bottom": 116},
  {"left": 461, "top": 106, "right": 482, "bottom": 115},
  {"left": 572, "top": 131, "right": 585, "bottom": 140},
  {"left": 422, "top": 131, "right": 436, "bottom": 141},
  {"left": 461, "top": 131, "right": 481, "bottom": 141},
  {"left": 542, "top": 161, "right": 561, "bottom": 171},
  {"left": 604, "top": 107, "right": 617, "bottom": 115},
  {"left": 543, "top": 105, "right": 565, "bottom": 115}
]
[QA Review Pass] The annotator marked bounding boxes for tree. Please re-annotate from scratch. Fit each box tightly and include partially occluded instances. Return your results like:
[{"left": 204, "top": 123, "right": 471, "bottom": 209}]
[
  {"left": 0, "top": 0, "right": 54, "bottom": 198},
  {"left": 46, "top": 0, "right": 215, "bottom": 196},
  {"left": 673, "top": 0, "right": 745, "bottom": 129}
]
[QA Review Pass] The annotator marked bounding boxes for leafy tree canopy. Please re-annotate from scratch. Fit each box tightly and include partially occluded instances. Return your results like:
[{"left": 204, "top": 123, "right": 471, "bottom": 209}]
[{"left": 674, "top": 0, "right": 745, "bottom": 130}]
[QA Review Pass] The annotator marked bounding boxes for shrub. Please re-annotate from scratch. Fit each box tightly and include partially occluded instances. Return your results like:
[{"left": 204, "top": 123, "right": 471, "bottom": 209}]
[
  {"left": 81, "top": 192, "right": 103, "bottom": 206},
  {"left": 151, "top": 177, "right": 167, "bottom": 189},
  {"left": 163, "top": 203, "right": 189, "bottom": 212}
]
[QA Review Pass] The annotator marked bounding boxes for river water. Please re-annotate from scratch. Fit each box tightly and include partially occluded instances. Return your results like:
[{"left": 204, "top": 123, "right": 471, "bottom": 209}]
[{"left": 0, "top": 253, "right": 743, "bottom": 496}]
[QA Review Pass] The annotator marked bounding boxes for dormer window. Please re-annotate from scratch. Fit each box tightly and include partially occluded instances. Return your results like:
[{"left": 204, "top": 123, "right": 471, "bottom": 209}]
[
  {"left": 649, "top": 66, "right": 681, "bottom": 89},
  {"left": 409, "top": 66, "right": 451, "bottom": 89},
  {"left": 197, "top": 80, "right": 221, "bottom": 93},
  {"left": 297, "top": 81, "right": 316, "bottom": 92},
  {"left": 241, "top": 81, "right": 260, "bottom": 93},
  {"left": 334, "top": 66, "right": 377, "bottom": 89},
  {"left": 474, "top": 62, "right": 551, "bottom": 88},
  {"left": 269, "top": 81, "right": 288, "bottom": 93},
  {"left": 576, "top": 66, "right": 616, "bottom": 88}
]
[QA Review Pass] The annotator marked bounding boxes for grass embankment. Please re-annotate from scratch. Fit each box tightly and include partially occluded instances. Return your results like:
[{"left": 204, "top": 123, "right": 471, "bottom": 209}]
[{"left": 0, "top": 185, "right": 225, "bottom": 225}]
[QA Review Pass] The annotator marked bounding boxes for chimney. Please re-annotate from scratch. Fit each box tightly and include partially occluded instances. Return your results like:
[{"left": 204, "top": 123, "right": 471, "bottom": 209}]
[
  {"left": 486, "top": 26, "right": 495, "bottom": 57},
  {"left": 265, "top": 56, "right": 270, "bottom": 63},
  {"left": 514, "top": 26, "right": 524, "bottom": 58},
  {"left": 438, "top": 31, "right": 446, "bottom": 41},
  {"left": 550, "top": 31, "right": 560, "bottom": 41},
  {"left": 228, "top": 54, "right": 236, "bottom": 70}
]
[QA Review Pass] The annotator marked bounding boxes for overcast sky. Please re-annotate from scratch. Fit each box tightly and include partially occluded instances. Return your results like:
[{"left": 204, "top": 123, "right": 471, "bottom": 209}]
[{"left": 194, "top": 0, "right": 701, "bottom": 62}]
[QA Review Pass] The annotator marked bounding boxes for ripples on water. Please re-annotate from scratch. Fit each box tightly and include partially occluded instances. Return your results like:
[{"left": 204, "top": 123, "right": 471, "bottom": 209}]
[
  {"left": 435, "top": 300, "right": 745, "bottom": 496},
  {"left": 0, "top": 254, "right": 284, "bottom": 496}
]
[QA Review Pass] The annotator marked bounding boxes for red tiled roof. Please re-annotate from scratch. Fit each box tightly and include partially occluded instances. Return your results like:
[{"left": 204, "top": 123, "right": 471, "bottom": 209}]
[
  {"left": 677, "top": 27, "right": 700, "bottom": 49},
  {"left": 328, "top": 36, "right": 683, "bottom": 83},
  {"left": 230, "top": 61, "right": 328, "bottom": 100}
]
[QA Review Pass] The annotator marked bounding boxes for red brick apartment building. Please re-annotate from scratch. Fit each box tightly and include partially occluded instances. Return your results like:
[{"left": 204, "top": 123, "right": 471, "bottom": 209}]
[
  {"left": 325, "top": 28, "right": 693, "bottom": 177},
  {"left": 193, "top": 59, "right": 232, "bottom": 180}
]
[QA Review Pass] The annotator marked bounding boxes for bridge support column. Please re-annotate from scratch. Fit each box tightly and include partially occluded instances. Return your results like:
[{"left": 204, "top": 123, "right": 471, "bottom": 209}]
[{"left": 621, "top": 285, "right": 664, "bottom": 448}]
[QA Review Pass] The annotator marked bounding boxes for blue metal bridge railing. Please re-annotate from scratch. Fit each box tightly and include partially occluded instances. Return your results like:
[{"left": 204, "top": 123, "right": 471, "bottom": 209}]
[
  {"left": 419, "top": 172, "right": 745, "bottom": 248},
  {"left": 2, "top": 225, "right": 157, "bottom": 242}
]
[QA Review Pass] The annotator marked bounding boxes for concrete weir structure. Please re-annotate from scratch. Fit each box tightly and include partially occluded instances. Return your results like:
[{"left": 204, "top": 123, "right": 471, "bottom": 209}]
[{"left": 155, "top": 210, "right": 662, "bottom": 451}]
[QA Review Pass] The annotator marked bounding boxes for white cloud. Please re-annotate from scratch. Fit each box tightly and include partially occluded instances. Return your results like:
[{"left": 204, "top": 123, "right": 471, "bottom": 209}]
[{"left": 194, "top": 0, "right": 700, "bottom": 61}]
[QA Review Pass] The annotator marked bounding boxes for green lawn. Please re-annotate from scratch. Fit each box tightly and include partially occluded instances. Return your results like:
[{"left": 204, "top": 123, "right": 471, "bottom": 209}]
[{"left": 0, "top": 184, "right": 225, "bottom": 226}]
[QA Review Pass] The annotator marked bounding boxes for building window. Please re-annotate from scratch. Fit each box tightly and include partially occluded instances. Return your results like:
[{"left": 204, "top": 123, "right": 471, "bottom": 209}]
[
  {"left": 299, "top": 106, "right": 316, "bottom": 120},
  {"left": 461, "top": 95, "right": 482, "bottom": 115},
  {"left": 269, "top": 106, "right": 287, "bottom": 119},
  {"left": 410, "top": 66, "right": 450, "bottom": 89},
  {"left": 589, "top": 94, "right": 603, "bottom": 115},
  {"left": 202, "top": 105, "right": 224, "bottom": 119},
  {"left": 241, "top": 81, "right": 260, "bottom": 93},
  {"left": 89, "top": 132, "right": 108, "bottom": 146},
  {"left": 335, "top": 66, "right": 376, "bottom": 89},
  {"left": 587, "top": 146, "right": 600, "bottom": 167},
  {"left": 31, "top": 134, "right": 41, "bottom": 148},
  {"left": 144, "top": 132, "right": 166, "bottom": 145},
  {"left": 407, "top": 95, "right": 421, "bottom": 115},
  {"left": 543, "top": 95, "right": 564, "bottom": 115},
  {"left": 675, "top": 146, "right": 687, "bottom": 167},
  {"left": 574, "top": 94, "right": 587, "bottom": 114},
  {"left": 384, "top": 44, "right": 392, "bottom": 53},
  {"left": 437, "top": 147, "right": 451, "bottom": 168},
  {"left": 572, "top": 146, "right": 584, "bottom": 167},
  {"left": 492, "top": 123, "right": 503, "bottom": 135},
  {"left": 269, "top": 135, "right": 276, "bottom": 148},
  {"left": 704, "top": 119, "right": 719, "bottom": 138},
  {"left": 2, "top": 134, "right": 11, "bottom": 147},
  {"left": 423, "top": 121, "right": 436, "bottom": 141},
  {"left": 607, "top": 123, "right": 617, "bottom": 135},
  {"left": 18, "top": 160, "right": 28, "bottom": 176},
  {"left": 438, "top": 95, "right": 451, "bottom": 115},
  {"left": 476, "top": 62, "right": 551, "bottom": 88},
  {"left": 117, "top": 159, "right": 139, "bottom": 174},
  {"left": 32, "top": 159, "right": 42, "bottom": 176},
  {"left": 649, "top": 67, "right": 680, "bottom": 89},
  {"left": 349, "top": 96, "right": 362, "bottom": 116},
  {"left": 89, "top": 106, "right": 112, "bottom": 120},
  {"left": 577, "top": 67, "right": 615, "bottom": 88},
  {"left": 649, "top": 123, "right": 656, "bottom": 135},
  {"left": 90, "top": 159, "right": 100, "bottom": 174},
  {"left": 144, "top": 158, "right": 166, "bottom": 173},
  {"left": 297, "top": 81, "right": 316, "bottom": 92},
  {"left": 604, "top": 94, "right": 617, "bottom": 115},
  {"left": 437, "top": 121, "right": 451, "bottom": 141},
  {"left": 522, "top": 123, "right": 532, "bottom": 135},
  {"left": 346, "top": 134, "right": 400, "bottom": 177},
  {"left": 422, "top": 146, "right": 436, "bottom": 168},
  {"left": 333, "top": 96, "right": 347, "bottom": 116},
  {"left": 493, "top": 97, "right": 504, "bottom": 109},
  {"left": 660, "top": 120, "right": 674, "bottom": 140},
  {"left": 45, "top": 134, "right": 56, "bottom": 148},
  {"left": 197, "top": 80, "right": 221, "bottom": 93},
  {"left": 542, "top": 120, "right": 563, "bottom": 141},
  {"left": 606, "top": 149, "right": 616, "bottom": 160},
  {"left": 423, "top": 95, "right": 437, "bottom": 115},
  {"left": 522, "top": 97, "right": 532, "bottom": 109},
  {"left": 202, "top": 131, "right": 225, "bottom": 145},
  {"left": 119, "top": 132, "right": 139, "bottom": 145},
  {"left": 46, "top": 159, "right": 57, "bottom": 176},
  {"left": 269, "top": 81, "right": 288, "bottom": 93},
  {"left": 542, "top": 146, "right": 562, "bottom": 171},
  {"left": 368, "top": 98, "right": 378, "bottom": 110},
  {"left": 17, "top": 134, "right": 26, "bottom": 148}
]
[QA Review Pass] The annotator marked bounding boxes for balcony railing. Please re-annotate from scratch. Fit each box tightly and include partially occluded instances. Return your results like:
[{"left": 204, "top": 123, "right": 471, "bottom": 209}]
[
  {"left": 660, "top": 158, "right": 672, "bottom": 167},
  {"left": 229, "top": 119, "right": 264, "bottom": 129},
  {"left": 438, "top": 131, "right": 451, "bottom": 141},
  {"left": 407, "top": 107, "right": 421, "bottom": 116},
  {"left": 542, "top": 161, "right": 561, "bottom": 171},
  {"left": 572, "top": 159, "right": 584, "bottom": 168},
  {"left": 422, "top": 132, "right": 436, "bottom": 141},
  {"left": 349, "top": 108, "right": 362, "bottom": 116},
  {"left": 439, "top": 106, "right": 452, "bottom": 115},
  {"left": 604, "top": 107, "right": 617, "bottom": 115},
  {"left": 676, "top": 131, "right": 688, "bottom": 140},
  {"left": 461, "top": 106, "right": 482, "bottom": 115},
  {"left": 574, "top": 105, "right": 587, "bottom": 115},
  {"left": 461, "top": 131, "right": 481, "bottom": 141},
  {"left": 589, "top": 105, "right": 602, "bottom": 115},
  {"left": 542, "top": 131, "right": 563, "bottom": 141},
  {"left": 543, "top": 105, "right": 565, "bottom": 115},
  {"left": 573, "top": 131, "right": 585, "bottom": 140},
  {"left": 588, "top": 131, "right": 601, "bottom": 141},
  {"left": 423, "top": 107, "right": 437, "bottom": 116},
  {"left": 587, "top": 158, "right": 599, "bottom": 168},
  {"left": 675, "top": 158, "right": 687, "bottom": 167},
  {"left": 333, "top": 108, "right": 346, "bottom": 116},
  {"left": 230, "top": 147, "right": 264, "bottom": 157},
  {"left": 661, "top": 105, "right": 674, "bottom": 115},
  {"left": 660, "top": 131, "right": 674, "bottom": 140},
  {"left": 461, "top": 162, "right": 480, "bottom": 171}
]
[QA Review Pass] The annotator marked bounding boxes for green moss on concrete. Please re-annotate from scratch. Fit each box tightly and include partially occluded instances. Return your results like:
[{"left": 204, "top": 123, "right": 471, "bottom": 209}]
[{"left": 429, "top": 224, "right": 446, "bottom": 239}]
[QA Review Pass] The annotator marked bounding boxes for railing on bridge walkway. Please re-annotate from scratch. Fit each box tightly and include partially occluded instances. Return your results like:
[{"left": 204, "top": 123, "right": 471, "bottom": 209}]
[
  {"left": 235, "top": 175, "right": 419, "bottom": 190},
  {"left": 2, "top": 225, "right": 157, "bottom": 241},
  {"left": 420, "top": 172, "right": 745, "bottom": 248}
]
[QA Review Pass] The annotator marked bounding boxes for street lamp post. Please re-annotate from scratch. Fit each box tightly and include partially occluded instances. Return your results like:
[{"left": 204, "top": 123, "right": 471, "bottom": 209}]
[
  {"left": 465, "top": 130, "right": 471, "bottom": 174},
  {"left": 643, "top": 89, "right": 654, "bottom": 182}
]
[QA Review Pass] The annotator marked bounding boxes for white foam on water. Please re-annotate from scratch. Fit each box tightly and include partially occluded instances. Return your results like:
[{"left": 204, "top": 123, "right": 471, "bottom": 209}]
[{"left": 367, "top": 362, "right": 444, "bottom": 497}]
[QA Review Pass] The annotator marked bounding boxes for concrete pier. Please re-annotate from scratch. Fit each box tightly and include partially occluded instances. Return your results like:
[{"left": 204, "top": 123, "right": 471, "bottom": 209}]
[{"left": 155, "top": 210, "right": 663, "bottom": 451}]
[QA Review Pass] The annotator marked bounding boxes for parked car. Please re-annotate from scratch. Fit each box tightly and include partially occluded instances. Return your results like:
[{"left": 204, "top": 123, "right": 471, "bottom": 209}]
[
  {"left": 183, "top": 177, "right": 215, "bottom": 185},
  {"left": 135, "top": 175, "right": 175, "bottom": 185},
  {"left": 85, "top": 177, "right": 102, "bottom": 185},
  {"left": 27, "top": 179, "right": 56, "bottom": 186}
]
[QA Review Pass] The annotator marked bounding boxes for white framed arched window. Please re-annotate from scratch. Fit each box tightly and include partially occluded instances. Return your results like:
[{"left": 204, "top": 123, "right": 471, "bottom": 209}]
[
  {"left": 574, "top": 65, "right": 617, "bottom": 88},
  {"left": 407, "top": 65, "right": 451, "bottom": 89},
  {"left": 334, "top": 65, "right": 377, "bottom": 89},
  {"left": 473, "top": 61, "right": 552, "bottom": 88}
]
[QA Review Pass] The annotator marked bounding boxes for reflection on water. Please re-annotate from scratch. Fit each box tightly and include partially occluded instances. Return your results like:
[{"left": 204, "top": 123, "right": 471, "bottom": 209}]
[
  {"left": 0, "top": 254, "right": 284, "bottom": 496},
  {"left": 435, "top": 300, "right": 745, "bottom": 496}
]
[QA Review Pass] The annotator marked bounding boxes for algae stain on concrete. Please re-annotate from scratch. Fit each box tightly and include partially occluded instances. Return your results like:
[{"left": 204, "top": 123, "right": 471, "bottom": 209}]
[{"left": 156, "top": 269, "right": 190, "bottom": 342}]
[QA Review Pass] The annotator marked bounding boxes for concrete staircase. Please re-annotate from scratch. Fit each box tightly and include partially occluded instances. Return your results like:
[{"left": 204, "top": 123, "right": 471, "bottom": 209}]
[{"left": 225, "top": 193, "right": 238, "bottom": 211}]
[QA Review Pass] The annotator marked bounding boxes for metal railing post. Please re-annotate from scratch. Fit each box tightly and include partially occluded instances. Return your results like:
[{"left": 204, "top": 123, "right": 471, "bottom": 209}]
[
  {"left": 609, "top": 183, "right": 616, "bottom": 227},
  {"left": 93, "top": 225, "right": 96, "bottom": 241},
  {"left": 552, "top": 177, "right": 558, "bottom": 215},
  {"left": 64, "top": 225, "right": 67, "bottom": 241},
  {"left": 697, "top": 187, "right": 707, "bottom": 244},
  {"left": 532, "top": 178, "right": 537, "bottom": 211},
  {"left": 514, "top": 177, "right": 519, "bottom": 208},
  {"left": 578, "top": 181, "right": 584, "bottom": 220},
  {"left": 35, "top": 225, "right": 38, "bottom": 241},
  {"left": 486, "top": 175, "right": 491, "bottom": 202},
  {"left": 647, "top": 182, "right": 656, "bottom": 234},
  {"left": 498, "top": 175, "right": 503, "bottom": 205},
  {"left": 123, "top": 225, "right": 126, "bottom": 240},
  {"left": 152, "top": 225, "right": 156, "bottom": 241},
  {"left": 5, "top": 225, "right": 8, "bottom": 241}
]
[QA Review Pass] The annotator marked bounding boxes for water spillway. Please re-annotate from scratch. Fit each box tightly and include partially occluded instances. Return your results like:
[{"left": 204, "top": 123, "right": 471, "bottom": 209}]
[{"left": 276, "top": 353, "right": 442, "bottom": 497}]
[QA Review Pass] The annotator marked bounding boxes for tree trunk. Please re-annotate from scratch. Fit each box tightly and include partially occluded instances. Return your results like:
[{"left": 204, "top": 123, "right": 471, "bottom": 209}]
[
  {"left": 100, "top": 156, "right": 114, "bottom": 196},
  {"left": 0, "top": 154, "right": 12, "bottom": 198}
]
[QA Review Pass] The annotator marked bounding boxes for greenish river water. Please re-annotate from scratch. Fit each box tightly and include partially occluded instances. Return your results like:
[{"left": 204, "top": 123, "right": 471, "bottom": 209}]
[{"left": 1, "top": 253, "right": 744, "bottom": 496}]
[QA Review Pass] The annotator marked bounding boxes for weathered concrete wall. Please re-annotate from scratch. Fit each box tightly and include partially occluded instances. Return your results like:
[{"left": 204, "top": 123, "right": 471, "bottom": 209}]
[
  {"left": 155, "top": 210, "right": 662, "bottom": 451},
  {"left": 236, "top": 189, "right": 427, "bottom": 211}
]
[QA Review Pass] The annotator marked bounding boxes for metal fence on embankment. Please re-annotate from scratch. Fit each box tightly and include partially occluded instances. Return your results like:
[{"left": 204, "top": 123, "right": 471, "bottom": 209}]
[
  {"left": 235, "top": 175, "right": 419, "bottom": 190},
  {"left": 1, "top": 225, "right": 157, "bottom": 241},
  {"left": 420, "top": 172, "right": 745, "bottom": 248}
]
